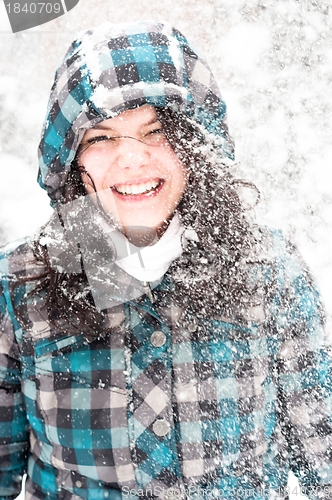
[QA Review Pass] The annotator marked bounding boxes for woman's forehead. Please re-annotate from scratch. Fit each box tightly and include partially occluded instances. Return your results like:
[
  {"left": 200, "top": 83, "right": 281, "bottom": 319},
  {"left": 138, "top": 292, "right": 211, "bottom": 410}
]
[{"left": 91, "top": 105, "right": 159, "bottom": 131}]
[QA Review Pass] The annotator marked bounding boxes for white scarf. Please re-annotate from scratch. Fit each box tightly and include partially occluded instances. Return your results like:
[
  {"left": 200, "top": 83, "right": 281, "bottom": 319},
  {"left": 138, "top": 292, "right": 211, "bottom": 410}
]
[{"left": 99, "top": 213, "right": 185, "bottom": 282}]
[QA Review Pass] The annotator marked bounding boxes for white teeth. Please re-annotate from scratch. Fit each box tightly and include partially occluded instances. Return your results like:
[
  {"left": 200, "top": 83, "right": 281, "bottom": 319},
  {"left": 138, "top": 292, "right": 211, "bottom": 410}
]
[{"left": 115, "top": 180, "right": 160, "bottom": 195}]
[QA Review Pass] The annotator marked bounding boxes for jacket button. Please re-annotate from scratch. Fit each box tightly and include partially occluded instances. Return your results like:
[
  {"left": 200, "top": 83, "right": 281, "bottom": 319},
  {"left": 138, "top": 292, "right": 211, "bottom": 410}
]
[
  {"left": 187, "top": 322, "right": 197, "bottom": 333},
  {"left": 152, "top": 419, "right": 171, "bottom": 436},
  {"left": 75, "top": 480, "right": 82, "bottom": 488},
  {"left": 150, "top": 330, "right": 166, "bottom": 347}
]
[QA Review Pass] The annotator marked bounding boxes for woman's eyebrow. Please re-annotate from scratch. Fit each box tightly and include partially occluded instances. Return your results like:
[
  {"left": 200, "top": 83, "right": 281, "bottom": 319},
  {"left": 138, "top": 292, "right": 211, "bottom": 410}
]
[
  {"left": 90, "top": 118, "right": 160, "bottom": 132},
  {"left": 91, "top": 123, "right": 116, "bottom": 131},
  {"left": 143, "top": 118, "right": 161, "bottom": 127}
]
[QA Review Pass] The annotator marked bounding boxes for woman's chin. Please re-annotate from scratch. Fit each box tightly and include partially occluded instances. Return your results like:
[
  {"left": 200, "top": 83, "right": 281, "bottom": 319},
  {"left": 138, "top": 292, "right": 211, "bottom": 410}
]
[
  {"left": 122, "top": 225, "right": 159, "bottom": 247},
  {"left": 118, "top": 218, "right": 172, "bottom": 246}
]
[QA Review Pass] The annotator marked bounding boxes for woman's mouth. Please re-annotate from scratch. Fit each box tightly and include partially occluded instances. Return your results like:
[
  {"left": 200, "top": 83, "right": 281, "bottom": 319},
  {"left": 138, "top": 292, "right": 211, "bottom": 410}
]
[{"left": 112, "top": 179, "right": 163, "bottom": 196}]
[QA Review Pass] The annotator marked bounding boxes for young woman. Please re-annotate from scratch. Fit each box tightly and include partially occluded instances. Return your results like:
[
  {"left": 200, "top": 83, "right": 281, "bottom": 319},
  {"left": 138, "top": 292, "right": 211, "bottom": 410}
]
[{"left": 0, "top": 21, "right": 331, "bottom": 500}]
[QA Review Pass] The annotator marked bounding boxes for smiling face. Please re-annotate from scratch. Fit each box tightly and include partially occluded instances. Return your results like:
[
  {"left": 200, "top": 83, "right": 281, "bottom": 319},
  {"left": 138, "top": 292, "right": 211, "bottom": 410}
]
[{"left": 77, "top": 105, "right": 188, "bottom": 238}]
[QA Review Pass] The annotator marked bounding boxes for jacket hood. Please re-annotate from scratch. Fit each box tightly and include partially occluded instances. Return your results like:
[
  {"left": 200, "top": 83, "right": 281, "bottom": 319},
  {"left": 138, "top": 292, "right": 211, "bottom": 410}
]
[{"left": 38, "top": 21, "right": 234, "bottom": 204}]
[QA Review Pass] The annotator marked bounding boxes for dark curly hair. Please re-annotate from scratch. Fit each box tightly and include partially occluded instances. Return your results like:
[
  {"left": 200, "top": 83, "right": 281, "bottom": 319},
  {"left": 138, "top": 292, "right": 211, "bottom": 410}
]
[{"left": 16, "top": 108, "right": 265, "bottom": 340}]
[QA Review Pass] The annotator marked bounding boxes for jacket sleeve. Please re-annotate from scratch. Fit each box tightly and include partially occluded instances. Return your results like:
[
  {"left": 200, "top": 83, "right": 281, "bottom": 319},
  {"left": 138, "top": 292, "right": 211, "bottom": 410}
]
[
  {"left": 275, "top": 237, "right": 332, "bottom": 499},
  {"left": 0, "top": 277, "right": 29, "bottom": 499}
]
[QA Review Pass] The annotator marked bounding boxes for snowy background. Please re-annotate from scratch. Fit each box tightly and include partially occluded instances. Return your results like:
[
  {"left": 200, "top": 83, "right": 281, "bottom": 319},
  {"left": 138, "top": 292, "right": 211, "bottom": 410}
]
[{"left": 1, "top": 0, "right": 331, "bottom": 498}]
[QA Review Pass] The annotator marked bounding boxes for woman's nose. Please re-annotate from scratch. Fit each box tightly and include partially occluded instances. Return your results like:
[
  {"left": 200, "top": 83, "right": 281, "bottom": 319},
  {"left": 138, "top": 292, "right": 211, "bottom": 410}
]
[{"left": 115, "top": 137, "right": 151, "bottom": 170}]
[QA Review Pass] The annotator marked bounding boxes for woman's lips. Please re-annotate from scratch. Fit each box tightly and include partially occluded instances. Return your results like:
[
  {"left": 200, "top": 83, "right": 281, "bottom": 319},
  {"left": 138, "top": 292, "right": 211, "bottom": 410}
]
[{"left": 111, "top": 178, "right": 164, "bottom": 199}]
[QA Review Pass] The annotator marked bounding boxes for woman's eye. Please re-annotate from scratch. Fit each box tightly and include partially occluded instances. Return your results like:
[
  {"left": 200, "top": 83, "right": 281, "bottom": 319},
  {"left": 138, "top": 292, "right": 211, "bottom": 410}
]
[
  {"left": 143, "top": 127, "right": 168, "bottom": 146},
  {"left": 144, "top": 128, "right": 166, "bottom": 140},
  {"left": 87, "top": 135, "right": 114, "bottom": 144},
  {"left": 148, "top": 128, "right": 164, "bottom": 135}
]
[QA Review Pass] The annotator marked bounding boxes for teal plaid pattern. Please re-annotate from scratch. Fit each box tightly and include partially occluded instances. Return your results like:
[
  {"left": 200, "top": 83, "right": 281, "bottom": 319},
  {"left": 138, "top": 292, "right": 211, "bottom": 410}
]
[
  {"left": 1, "top": 228, "right": 332, "bottom": 499},
  {"left": 37, "top": 21, "right": 234, "bottom": 204}
]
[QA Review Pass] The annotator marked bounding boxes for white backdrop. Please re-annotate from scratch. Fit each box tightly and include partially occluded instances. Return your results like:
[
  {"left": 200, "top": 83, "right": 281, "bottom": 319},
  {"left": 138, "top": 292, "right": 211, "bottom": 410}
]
[{"left": 1, "top": 1, "right": 331, "bottom": 498}]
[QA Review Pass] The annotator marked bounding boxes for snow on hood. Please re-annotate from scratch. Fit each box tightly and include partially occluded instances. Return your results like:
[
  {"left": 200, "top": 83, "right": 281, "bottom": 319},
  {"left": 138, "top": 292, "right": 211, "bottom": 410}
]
[{"left": 38, "top": 20, "right": 234, "bottom": 204}]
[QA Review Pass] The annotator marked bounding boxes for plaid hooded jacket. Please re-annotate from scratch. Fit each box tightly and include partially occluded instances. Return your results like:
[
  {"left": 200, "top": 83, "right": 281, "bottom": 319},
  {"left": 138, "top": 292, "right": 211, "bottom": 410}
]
[{"left": 1, "top": 21, "right": 332, "bottom": 500}]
